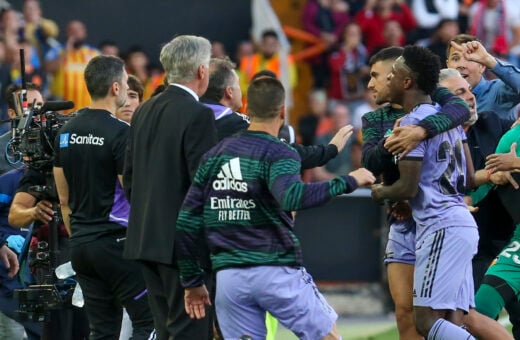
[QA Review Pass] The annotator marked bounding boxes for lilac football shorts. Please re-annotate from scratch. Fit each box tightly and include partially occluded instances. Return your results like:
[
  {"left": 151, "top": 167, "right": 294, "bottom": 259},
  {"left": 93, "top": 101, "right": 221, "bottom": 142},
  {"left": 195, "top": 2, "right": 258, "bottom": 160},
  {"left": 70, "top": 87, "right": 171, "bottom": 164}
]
[
  {"left": 384, "top": 219, "right": 416, "bottom": 265},
  {"left": 413, "top": 226, "right": 478, "bottom": 312},
  {"left": 215, "top": 266, "right": 337, "bottom": 340}
]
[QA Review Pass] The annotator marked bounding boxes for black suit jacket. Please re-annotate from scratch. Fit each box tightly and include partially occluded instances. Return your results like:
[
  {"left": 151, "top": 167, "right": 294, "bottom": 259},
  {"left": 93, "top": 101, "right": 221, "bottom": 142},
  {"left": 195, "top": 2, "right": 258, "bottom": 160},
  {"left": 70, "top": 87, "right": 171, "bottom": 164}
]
[
  {"left": 466, "top": 111, "right": 515, "bottom": 249},
  {"left": 123, "top": 85, "right": 217, "bottom": 265}
]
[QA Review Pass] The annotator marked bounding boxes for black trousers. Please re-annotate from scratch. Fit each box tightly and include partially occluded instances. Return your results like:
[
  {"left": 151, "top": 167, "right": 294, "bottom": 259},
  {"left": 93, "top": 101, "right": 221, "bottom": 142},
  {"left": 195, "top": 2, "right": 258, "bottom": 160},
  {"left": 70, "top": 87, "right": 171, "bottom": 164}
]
[
  {"left": 70, "top": 234, "right": 154, "bottom": 340},
  {"left": 140, "top": 261, "right": 214, "bottom": 340}
]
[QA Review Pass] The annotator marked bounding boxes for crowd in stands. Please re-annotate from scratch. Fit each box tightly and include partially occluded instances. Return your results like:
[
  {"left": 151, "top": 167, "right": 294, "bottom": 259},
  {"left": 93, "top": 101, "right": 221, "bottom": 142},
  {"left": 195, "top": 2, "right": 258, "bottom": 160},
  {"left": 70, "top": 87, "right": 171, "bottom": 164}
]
[
  {"left": 296, "top": 0, "right": 520, "bottom": 180},
  {"left": 0, "top": 0, "right": 518, "bottom": 178}
]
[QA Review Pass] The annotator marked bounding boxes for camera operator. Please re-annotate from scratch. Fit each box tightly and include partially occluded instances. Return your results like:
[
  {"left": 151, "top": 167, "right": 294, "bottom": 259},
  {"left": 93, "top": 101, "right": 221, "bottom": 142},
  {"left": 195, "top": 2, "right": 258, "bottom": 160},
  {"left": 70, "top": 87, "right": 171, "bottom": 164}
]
[
  {"left": 53, "top": 55, "right": 154, "bottom": 339},
  {"left": 6, "top": 84, "right": 90, "bottom": 339},
  {"left": 0, "top": 83, "right": 43, "bottom": 175},
  {"left": 0, "top": 83, "right": 44, "bottom": 340}
]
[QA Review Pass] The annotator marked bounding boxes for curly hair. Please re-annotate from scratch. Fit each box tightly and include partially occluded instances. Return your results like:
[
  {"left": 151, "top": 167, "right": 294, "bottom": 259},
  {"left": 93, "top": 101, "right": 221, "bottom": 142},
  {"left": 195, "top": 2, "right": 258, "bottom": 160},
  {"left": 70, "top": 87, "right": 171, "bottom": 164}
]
[{"left": 402, "top": 45, "right": 440, "bottom": 95}]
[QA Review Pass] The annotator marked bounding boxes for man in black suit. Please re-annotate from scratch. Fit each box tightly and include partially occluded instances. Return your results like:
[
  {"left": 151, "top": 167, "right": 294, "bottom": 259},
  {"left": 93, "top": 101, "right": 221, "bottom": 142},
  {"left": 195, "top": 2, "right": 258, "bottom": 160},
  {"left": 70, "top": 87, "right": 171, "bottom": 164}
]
[
  {"left": 438, "top": 68, "right": 516, "bottom": 289},
  {"left": 123, "top": 35, "right": 216, "bottom": 340}
]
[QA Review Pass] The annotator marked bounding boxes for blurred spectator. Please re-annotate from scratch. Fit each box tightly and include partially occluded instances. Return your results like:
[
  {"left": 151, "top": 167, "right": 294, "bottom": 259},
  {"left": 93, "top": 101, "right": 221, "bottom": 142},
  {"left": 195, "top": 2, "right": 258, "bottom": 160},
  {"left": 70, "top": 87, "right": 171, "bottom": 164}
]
[
  {"left": 409, "top": 0, "right": 458, "bottom": 41},
  {"left": 302, "top": 0, "right": 350, "bottom": 87},
  {"left": 1, "top": 9, "right": 21, "bottom": 56},
  {"left": 327, "top": 22, "right": 369, "bottom": 106},
  {"left": 415, "top": 19, "right": 460, "bottom": 68},
  {"left": 349, "top": 139, "right": 362, "bottom": 170},
  {"left": 0, "top": 40, "right": 12, "bottom": 129},
  {"left": 235, "top": 40, "right": 254, "bottom": 65},
  {"left": 8, "top": 40, "right": 45, "bottom": 91},
  {"left": 311, "top": 103, "right": 353, "bottom": 180},
  {"left": 302, "top": 0, "right": 350, "bottom": 47},
  {"left": 19, "top": 0, "right": 59, "bottom": 64},
  {"left": 211, "top": 41, "right": 227, "bottom": 58},
  {"left": 44, "top": 20, "right": 99, "bottom": 113},
  {"left": 344, "top": 0, "right": 365, "bottom": 15},
  {"left": 238, "top": 30, "right": 297, "bottom": 99},
  {"left": 469, "top": 0, "right": 520, "bottom": 57},
  {"left": 125, "top": 45, "right": 150, "bottom": 87},
  {"left": 298, "top": 89, "right": 332, "bottom": 145},
  {"left": 98, "top": 39, "right": 120, "bottom": 56},
  {"left": 426, "top": 19, "right": 460, "bottom": 68},
  {"left": 371, "top": 20, "right": 405, "bottom": 56},
  {"left": 355, "top": 0, "right": 417, "bottom": 53}
]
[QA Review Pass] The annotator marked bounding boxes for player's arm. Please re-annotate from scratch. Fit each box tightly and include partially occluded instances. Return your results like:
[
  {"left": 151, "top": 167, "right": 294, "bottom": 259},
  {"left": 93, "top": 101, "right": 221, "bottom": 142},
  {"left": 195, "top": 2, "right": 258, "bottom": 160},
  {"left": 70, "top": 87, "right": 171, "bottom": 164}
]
[
  {"left": 176, "top": 159, "right": 211, "bottom": 288},
  {"left": 292, "top": 144, "right": 338, "bottom": 170},
  {"left": 361, "top": 113, "right": 394, "bottom": 175},
  {"left": 53, "top": 167, "right": 71, "bottom": 236},
  {"left": 385, "top": 87, "right": 470, "bottom": 155},
  {"left": 175, "top": 162, "right": 211, "bottom": 319},
  {"left": 269, "top": 151, "right": 375, "bottom": 211},
  {"left": 487, "top": 143, "right": 520, "bottom": 172},
  {"left": 371, "top": 158, "right": 422, "bottom": 203},
  {"left": 292, "top": 124, "right": 353, "bottom": 169},
  {"left": 463, "top": 141, "right": 477, "bottom": 189}
]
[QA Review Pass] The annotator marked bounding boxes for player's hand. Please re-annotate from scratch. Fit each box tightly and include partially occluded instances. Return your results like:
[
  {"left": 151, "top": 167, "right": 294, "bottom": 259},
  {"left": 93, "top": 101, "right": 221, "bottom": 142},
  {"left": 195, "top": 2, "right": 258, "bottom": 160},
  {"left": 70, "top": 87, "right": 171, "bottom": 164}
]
[
  {"left": 6, "top": 235, "right": 24, "bottom": 254},
  {"left": 371, "top": 183, "right": 384, "bottom": 203},
  {"left": 388, "top": 201, "right": 412, "bottom": 221},
  {"left": 464, "top": 196, "right": 479, "bottom": 213},
  {"left": 449, "top": 40, "right": 497, "bottom": 68},
  {"left": 384, "top": 125, "right": 426, "bottom": 157},
  {"left": 486, "top": 143, "right": 519, "bottom": 172},
  {"left": 489, "top": 171, "right": 519, "bottom": 189},
  {"left": 329, "top": 124, "right": 354, "bottom": 153},
  {"left": 33, "top": 200, "right": 53, "bottom": 223},
  {"left": 349, "top": 168, "right": 376, "bottom": 187},
  {"left": 0, "top": 245, "right": 19, "bottom": 278},
  {"left": 184, "top": 285, "right": 211, "bottom": 319}
]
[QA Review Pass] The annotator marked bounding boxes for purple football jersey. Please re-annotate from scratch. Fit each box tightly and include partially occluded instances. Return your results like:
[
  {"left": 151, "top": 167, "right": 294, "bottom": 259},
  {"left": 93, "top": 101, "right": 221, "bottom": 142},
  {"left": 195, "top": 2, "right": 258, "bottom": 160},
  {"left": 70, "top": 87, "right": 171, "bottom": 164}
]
[{"left": 400, "top": 104, "right": 477, "bottom": 242}]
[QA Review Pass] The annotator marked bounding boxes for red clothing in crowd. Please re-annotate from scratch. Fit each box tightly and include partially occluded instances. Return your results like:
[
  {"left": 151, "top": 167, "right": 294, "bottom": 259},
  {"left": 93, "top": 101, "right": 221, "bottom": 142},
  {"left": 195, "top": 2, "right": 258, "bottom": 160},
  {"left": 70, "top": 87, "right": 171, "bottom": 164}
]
[
  {"left": 302, "top": 0, "right": 350, "bottom": 41},
  {"left": 354, "top": 3, "right": 417, "bottom": 53}
]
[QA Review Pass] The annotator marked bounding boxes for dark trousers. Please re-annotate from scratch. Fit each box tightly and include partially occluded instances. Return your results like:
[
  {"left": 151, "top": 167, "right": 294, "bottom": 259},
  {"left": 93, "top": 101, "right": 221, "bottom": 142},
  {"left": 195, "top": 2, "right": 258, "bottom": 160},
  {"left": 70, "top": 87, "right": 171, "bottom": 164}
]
[
  {"left": 140, "top": 261, "right": 214, "bottom": 340},
  {"left": 71, "top": 234, "right": 154, "bottom": 340}
]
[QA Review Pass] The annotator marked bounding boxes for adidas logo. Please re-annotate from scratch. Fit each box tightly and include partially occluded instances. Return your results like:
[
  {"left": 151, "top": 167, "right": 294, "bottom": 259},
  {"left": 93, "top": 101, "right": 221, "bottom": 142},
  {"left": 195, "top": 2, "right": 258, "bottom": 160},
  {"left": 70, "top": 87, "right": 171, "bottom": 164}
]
[{"left": 212, "top": 157, "right": 248, "bottom": 192}]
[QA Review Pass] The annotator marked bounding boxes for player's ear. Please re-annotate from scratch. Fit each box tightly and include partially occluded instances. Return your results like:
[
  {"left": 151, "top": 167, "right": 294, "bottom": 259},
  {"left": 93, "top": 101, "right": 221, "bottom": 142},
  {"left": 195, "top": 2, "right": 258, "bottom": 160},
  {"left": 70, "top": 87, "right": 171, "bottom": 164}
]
[{"left": 403, "top": 77, "right": 413, "bottom": 90}]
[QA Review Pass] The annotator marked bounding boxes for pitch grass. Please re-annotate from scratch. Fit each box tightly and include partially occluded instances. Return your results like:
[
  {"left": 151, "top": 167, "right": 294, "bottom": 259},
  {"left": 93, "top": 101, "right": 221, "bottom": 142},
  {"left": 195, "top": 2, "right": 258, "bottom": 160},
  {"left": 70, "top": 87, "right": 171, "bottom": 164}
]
[
  {"left": 276, "top": 322, "right": 398, "bottom": 340},
  {"left": 276, "top": 316, "right": 513, "bottom": 339}
]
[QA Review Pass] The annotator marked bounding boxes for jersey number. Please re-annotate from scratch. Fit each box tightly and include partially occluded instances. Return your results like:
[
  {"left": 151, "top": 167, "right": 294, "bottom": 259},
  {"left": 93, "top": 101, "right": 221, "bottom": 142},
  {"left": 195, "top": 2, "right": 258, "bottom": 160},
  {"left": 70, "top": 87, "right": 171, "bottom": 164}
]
[
  {"left": 500, "top": 241, "right": 520, "bottom": 265},
  {"left": 437, "top": 140, "right": 465, "bottom": 195}
]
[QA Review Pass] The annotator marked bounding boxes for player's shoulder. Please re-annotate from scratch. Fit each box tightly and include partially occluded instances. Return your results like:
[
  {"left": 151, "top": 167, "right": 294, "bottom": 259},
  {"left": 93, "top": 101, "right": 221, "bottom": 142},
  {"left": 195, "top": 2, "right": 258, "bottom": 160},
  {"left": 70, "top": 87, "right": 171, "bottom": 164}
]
[{"left": 364, "top": 104, "right": 403, "bottom": 122}]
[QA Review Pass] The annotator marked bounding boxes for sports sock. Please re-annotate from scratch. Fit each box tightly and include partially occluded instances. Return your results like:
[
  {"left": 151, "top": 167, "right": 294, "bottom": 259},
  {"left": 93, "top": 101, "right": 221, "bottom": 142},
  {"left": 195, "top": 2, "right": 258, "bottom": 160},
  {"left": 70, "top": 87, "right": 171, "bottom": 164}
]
[
  {"left": 475, "top": 283, "right": 506, "bottom": 319},
  {"left": 428, "top": 318, "right": 475, "bottom": 340}
]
